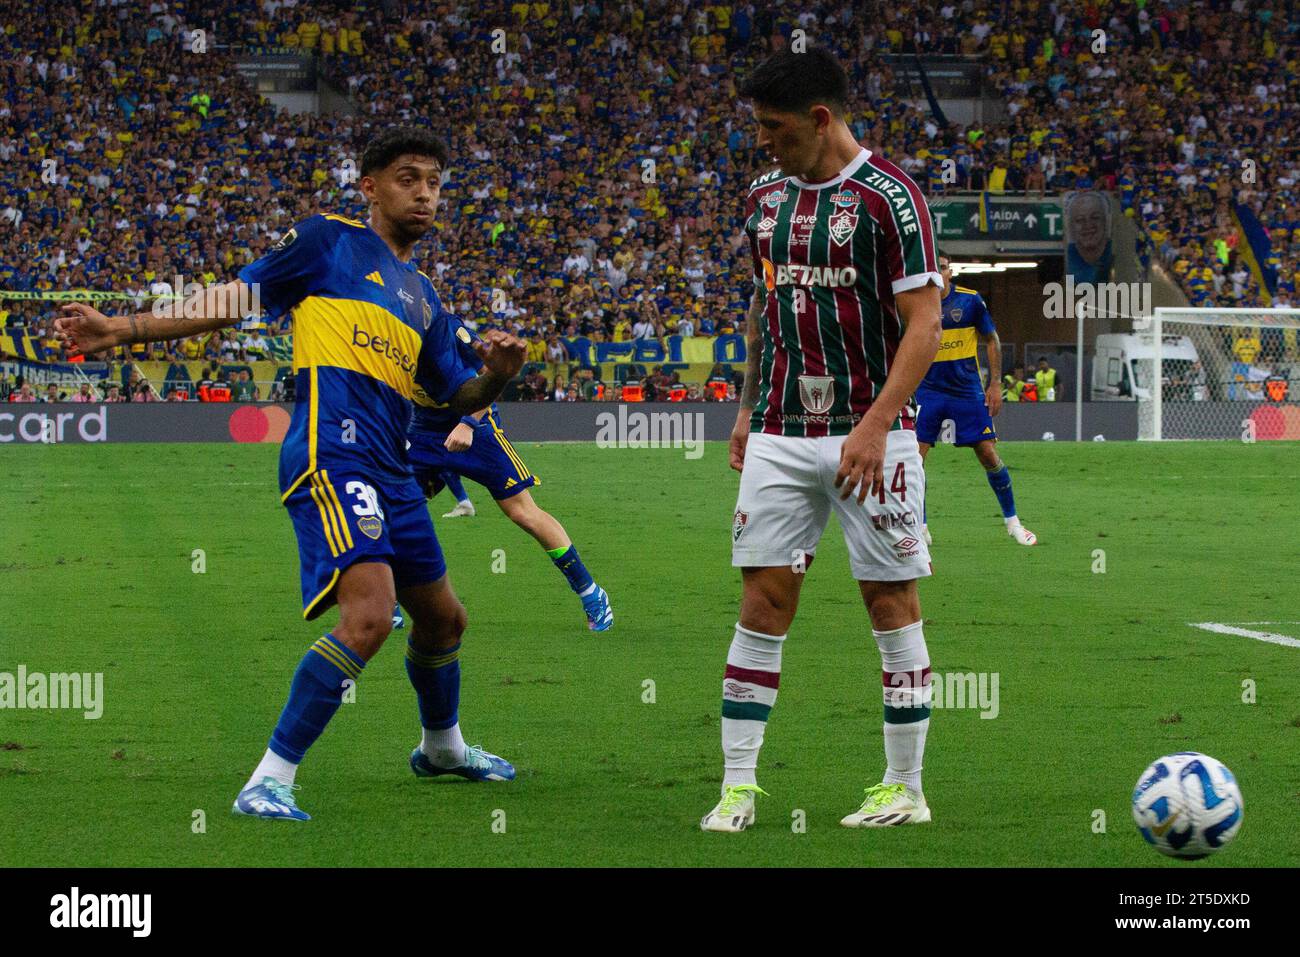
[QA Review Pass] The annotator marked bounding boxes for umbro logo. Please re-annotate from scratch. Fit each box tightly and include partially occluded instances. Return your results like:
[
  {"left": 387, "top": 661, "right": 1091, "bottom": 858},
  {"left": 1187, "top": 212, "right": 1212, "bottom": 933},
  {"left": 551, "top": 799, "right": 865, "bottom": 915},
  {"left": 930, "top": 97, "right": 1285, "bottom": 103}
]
[{"left": 365, "top": 271, "right": 384, "bottom": 286}]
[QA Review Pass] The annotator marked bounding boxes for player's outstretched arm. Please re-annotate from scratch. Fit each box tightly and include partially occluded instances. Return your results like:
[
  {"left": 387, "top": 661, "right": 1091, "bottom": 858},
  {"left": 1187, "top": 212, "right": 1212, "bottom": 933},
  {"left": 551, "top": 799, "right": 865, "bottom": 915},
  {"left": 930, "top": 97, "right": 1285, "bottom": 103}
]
[
  {"left": 835, "top": 283, "right": 942, "bottom": 503},
  {"left": 729, "top": 288, "right": 766, "bottom": 472},
  {"left": 449, "top": 330, "right": 527, "bottom": 414},
  {"left": 55, "top": 281, "right": 252, "bottom": 357}
]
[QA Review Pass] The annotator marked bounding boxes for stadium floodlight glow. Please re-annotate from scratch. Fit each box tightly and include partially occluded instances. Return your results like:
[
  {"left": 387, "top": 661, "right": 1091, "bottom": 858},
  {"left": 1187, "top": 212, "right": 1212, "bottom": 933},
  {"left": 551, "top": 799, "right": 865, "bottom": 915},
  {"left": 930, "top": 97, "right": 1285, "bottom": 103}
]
[{"left": 950, "top": 261, "right": 1038, "bottom": 275}]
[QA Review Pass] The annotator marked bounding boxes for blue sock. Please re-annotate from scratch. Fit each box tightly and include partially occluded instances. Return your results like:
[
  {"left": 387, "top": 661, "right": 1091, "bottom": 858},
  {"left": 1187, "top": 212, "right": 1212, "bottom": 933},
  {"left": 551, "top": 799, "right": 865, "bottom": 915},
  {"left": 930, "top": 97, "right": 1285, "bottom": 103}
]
[
  {"left": 268, "top": 634, "right": 365, "bottom": 763},
  {"left": 440, "top": 471, "right": 469, "bottom": 503},
  {"left": 986, "top": 465, "right": 1016, "bottom": 519},
  {"left": 405, "top": 641, "right": 461, "bottom": 730},
  {"left": 548, "top": 544, "right": 594, "bottom": 595}
]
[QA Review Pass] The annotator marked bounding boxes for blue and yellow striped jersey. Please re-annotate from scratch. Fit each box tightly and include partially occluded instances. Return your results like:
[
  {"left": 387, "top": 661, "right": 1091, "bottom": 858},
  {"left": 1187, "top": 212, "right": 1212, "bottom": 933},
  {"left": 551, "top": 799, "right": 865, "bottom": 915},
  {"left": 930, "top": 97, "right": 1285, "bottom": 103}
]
[
  {"left": 237, "top": 213, "right": 478, "bottom": 497},
  {"left": 918, "top": 285, "right": 995, "bottom": 399},
  {"left": 409, "top": 315, "right": 498, "bottom": 434}
]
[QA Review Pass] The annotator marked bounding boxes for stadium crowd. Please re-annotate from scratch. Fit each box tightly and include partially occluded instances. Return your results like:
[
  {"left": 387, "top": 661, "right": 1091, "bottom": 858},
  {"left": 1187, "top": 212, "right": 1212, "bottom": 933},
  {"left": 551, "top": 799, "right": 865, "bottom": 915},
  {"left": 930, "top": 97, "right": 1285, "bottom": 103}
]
[{"left": 2, "top": 0, "right": 1299, "bottom": 395}]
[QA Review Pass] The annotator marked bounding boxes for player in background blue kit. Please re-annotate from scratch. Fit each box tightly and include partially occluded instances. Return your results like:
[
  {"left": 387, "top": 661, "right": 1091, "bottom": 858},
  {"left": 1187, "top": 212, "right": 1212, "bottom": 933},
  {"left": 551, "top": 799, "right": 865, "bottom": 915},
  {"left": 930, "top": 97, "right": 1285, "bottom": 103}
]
[
  {"left": 56, "top": 128, "right": 529, "bottom": 821},
  {"left": 914, "top": 253, "right": 1037, "bottom": 546},
  {"left": 403, "top": 312, "right": 613, "bottom": 632}
]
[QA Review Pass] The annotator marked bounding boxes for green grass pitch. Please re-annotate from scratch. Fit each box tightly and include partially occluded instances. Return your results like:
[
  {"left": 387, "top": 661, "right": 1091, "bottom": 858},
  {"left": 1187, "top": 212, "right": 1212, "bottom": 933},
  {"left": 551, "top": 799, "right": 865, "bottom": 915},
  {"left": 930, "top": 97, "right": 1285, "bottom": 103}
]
[{"left": 2, "top": 439, "right": 1298, "bottom": 867}]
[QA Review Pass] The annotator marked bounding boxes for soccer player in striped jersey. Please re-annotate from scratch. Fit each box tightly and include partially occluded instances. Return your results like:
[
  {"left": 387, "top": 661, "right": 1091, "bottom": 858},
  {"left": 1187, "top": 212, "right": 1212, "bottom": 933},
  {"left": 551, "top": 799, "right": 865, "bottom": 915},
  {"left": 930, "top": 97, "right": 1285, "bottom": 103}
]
[
  {"left": 55, "top": 127, "right": 527, "bottom": 821},
  {"left": 915, "top": 254, "right": 1037, "bottom": 546},
  {"left": 701, "top": 49, "right": 944, "bottom": 832}
]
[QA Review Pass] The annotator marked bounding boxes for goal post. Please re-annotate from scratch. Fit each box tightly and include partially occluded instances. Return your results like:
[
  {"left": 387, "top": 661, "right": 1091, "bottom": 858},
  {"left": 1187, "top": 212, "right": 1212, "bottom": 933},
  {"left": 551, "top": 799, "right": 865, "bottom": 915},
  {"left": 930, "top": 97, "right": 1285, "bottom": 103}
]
[{"left": 1142, "top": 308, "right": 1300, "bottom": 440}]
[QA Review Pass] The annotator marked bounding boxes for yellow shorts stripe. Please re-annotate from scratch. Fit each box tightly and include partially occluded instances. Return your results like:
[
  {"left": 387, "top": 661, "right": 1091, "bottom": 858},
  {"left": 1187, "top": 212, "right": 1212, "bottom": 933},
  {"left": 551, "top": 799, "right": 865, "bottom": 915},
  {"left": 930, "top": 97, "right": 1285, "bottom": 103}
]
[
  {"left": 311, "top": 473, "right": 348, "bottom": 557},
  {"left": 303, "top": 568, "right": 341, "bottom": 619},
  {"left": 319, "top": 470, "right": 355, "bottom": 551},
  {"left": 494, "top": 429, "right": 530, "bottom": 479},
  {"left": 309, "top": 479, "right": 342, "bottom": 557}
]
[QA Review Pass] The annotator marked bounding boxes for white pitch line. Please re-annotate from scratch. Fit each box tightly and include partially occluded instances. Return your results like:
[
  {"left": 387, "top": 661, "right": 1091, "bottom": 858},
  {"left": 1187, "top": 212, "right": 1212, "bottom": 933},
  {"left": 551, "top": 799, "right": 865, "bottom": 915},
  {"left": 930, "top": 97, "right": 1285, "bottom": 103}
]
[{"left": 1190, "top": 622, "right": 1300, "bottom": 648}]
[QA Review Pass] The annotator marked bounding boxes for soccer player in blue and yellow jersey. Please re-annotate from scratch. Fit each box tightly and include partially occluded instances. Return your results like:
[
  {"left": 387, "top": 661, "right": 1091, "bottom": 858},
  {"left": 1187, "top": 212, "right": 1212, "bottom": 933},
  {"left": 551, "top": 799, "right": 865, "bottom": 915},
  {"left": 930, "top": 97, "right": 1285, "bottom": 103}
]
[
  {"left": 404, "top": 313, "right": 613, "bottom": 631},
  {"left": 914, "top": 253, "right": 1037, "bottom": 546},
  {"left": 55, "top": 127, "right": 529, "bottom": 821}
]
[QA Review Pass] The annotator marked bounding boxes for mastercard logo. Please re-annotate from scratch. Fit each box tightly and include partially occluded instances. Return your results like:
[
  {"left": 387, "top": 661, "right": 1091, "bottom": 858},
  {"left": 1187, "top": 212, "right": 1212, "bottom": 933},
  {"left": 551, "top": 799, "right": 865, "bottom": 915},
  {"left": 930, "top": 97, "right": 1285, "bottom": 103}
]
[{"left": 228, "top": 404, "right": 292, "bottom": 443}]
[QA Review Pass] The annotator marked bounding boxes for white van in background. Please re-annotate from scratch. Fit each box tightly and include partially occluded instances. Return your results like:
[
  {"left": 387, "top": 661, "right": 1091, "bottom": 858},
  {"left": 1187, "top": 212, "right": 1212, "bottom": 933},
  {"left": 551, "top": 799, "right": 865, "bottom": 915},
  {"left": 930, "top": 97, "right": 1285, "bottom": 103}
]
[{"left": 1091, "top": 333, "right": 1204, "bottom": 401}]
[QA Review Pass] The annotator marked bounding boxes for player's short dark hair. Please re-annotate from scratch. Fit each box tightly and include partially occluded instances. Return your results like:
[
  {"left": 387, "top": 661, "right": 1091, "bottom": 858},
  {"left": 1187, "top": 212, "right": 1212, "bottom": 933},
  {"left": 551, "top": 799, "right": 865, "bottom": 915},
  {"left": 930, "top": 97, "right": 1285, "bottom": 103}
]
[
  {"left": 360, "top": 126, "right": 450, "bottom": 177},
  {"left": 739, "top": 48, "right": 849, "bottom": 115}
]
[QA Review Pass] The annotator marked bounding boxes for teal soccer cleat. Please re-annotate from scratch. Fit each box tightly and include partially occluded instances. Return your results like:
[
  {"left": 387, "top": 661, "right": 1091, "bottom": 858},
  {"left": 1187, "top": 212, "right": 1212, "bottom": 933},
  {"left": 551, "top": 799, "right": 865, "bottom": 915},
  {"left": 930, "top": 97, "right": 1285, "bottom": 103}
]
[
  {"left": 410, "top": 745, "right": 516, "bottom": 782},
  {"left": 232, "top": 777, "right": 311, "bottom": 821}
]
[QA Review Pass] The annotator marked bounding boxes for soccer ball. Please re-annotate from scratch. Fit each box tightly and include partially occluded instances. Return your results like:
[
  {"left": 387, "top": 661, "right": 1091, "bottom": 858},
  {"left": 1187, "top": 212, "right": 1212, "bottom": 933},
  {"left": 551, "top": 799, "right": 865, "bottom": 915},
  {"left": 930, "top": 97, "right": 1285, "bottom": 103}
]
[{"left": 1131, "top": 752, "right": 1243, "bottom": 859}]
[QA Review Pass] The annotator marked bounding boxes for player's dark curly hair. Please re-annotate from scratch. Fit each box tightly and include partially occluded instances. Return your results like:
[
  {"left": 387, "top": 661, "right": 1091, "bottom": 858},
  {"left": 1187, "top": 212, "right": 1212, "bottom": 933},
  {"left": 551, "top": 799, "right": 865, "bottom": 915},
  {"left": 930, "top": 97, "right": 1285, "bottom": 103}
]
[
  {"left": 739, "top": 47, "right": 849, "bottom": 115},
  {"left": 360, "top": 126, "right": 450, "bottom": 177}
]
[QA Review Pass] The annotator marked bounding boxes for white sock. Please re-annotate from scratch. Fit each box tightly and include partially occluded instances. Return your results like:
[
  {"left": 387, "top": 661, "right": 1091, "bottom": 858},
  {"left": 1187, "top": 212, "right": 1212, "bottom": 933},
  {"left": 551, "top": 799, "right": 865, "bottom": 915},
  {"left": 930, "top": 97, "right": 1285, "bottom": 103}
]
[
  {"left": 721, "top": 623, "right": 785, "bottom": 786},
  {"left": 722, "top": 768, "right": 757, "bottom": 790},
  {"left": 882, "top": 746, "right": 924, "bottom": 796},
  {"left": 1005, "top": 515, "right": 1020, "bottom": 527},
  {"left": 873, "top": 620, "right": 931, "bottom": 797},
  {"left": 421, "top": 722, "right": 467, "bottom": 767},
  {"left": 244, "top": 748, "right": 298, "bottom": 790}
]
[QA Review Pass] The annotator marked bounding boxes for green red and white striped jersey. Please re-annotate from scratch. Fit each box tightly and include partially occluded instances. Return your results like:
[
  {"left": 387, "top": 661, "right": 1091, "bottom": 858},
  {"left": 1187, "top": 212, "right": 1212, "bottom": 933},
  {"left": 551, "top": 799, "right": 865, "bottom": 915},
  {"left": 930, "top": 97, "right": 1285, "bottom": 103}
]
[{"left": 744, "top": 147, "right": 941, "bottom": 437}]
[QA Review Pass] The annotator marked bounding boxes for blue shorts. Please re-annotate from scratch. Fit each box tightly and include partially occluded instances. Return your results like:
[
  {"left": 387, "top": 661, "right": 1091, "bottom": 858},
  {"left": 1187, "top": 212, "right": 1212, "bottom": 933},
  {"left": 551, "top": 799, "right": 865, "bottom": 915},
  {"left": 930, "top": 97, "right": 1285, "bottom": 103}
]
[
  {"left": 407, "top": 419, "right": 538, "bottom": 501},
  {"left": 915, "top": 390, "right": 997, "bottom": 447},
  {"left": 283, "top": 470, "right": 446, "bottom": 620}
]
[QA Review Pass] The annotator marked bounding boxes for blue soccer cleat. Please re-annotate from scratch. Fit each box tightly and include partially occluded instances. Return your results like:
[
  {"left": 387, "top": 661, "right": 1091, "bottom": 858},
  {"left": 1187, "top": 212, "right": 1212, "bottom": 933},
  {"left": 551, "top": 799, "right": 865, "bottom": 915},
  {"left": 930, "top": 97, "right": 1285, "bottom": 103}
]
[
  {"left": 232, "top": 777, "right": 311, "bottom": 821},
  {"left": 392, "top": 604, "right": 406, "bottom": 630},
  {"left": 582, "top": 584, "right": 613, "bottom": 632},
  {"left": 410, "top": 745, "right": 516, "bottom": 782}
]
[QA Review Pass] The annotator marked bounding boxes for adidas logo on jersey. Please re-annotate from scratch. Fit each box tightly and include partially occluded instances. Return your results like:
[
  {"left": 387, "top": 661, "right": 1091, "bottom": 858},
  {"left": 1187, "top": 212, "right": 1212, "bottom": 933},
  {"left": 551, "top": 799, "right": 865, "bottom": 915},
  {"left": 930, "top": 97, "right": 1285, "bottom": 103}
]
[
  {"left": 503, "top": 478, "right": 517, "bottom": 489},
  {"left": 365, "top": 271, "right": 384, "bottom": 286}
]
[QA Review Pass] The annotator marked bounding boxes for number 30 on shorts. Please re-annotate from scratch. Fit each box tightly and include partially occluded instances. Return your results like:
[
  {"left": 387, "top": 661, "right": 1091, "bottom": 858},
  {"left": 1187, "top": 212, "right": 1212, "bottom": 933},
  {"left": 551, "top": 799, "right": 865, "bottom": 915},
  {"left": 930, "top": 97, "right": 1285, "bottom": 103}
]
[{"left": 345, "top": 481, "right": 385, "bottom": 520}]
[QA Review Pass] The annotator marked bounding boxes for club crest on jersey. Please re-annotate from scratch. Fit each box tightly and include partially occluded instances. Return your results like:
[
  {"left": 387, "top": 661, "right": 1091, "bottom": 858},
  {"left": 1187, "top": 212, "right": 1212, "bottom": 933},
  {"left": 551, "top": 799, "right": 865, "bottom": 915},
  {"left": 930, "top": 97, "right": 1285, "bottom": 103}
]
[
  {"left": 828, "top": 206, "right": 858, "bottom": 246},
  {"left": 357, "top": 516, "right": 383, "bottom": 540},
  {"left": 733, "top": 509, "right": 748, "bottom": 543},
  {"left": 949, "top": 307, "right": 964, "bottom": 321},
  {"left": 423, "top": 300, "right": 433, "bottom": 330},
  {"left": 798, "top": 374, "right": 836, "bottom": 414},
  {"left": 756, "top": 215, "right": 778, "bottom": 239}
]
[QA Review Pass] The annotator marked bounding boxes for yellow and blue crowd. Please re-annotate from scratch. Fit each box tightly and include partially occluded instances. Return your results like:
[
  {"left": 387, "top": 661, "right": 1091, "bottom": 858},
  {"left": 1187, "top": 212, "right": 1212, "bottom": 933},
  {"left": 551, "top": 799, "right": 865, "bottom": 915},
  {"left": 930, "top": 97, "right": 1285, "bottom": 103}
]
[{"left": 2, "top": 0, "right": 1299, "bottom": 389}]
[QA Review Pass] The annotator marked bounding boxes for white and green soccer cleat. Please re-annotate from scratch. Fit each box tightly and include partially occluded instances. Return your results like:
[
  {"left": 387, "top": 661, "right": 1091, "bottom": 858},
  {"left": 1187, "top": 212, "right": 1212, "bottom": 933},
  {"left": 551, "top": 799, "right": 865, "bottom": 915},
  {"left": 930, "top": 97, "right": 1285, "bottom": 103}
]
[
  {"left": 700, "top": 783, "right": 768, "bottom": 832},
  {"left": 840, "top": 782, "right": 931, "bottom": 828}
]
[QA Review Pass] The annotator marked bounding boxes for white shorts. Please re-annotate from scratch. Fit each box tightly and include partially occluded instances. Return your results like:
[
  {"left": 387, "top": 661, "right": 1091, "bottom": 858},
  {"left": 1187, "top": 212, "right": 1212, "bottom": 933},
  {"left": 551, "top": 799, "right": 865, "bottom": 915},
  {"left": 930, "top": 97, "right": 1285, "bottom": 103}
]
[{"left": 731, "top": 430, "right": 931, "bottom": 582}]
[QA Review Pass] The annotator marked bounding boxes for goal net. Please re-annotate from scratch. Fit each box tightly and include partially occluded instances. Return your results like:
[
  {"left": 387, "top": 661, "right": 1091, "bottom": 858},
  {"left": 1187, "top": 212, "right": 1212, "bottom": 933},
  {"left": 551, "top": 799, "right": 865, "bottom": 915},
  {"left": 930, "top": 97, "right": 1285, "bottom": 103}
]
[{"left": 1136, "top": 308, "right": 1300, "bottom": 441}]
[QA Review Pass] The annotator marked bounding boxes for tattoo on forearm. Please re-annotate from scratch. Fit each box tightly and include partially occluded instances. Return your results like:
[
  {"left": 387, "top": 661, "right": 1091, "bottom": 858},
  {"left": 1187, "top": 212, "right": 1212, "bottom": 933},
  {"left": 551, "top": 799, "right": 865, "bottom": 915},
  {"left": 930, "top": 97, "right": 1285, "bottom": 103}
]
[
  {"left": 452, "top": 372, "right": 510, "bottom": 414},
  {"left": 128, "top": 315, "right": 140, "bottom": 343}
]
